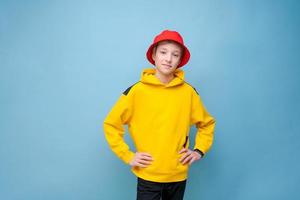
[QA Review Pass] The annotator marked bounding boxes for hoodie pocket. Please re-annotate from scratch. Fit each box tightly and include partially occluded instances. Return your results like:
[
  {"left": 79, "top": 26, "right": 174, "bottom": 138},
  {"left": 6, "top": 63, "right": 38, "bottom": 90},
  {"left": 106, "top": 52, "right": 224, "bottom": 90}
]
[{"left": 144, "top": 154, "right": 188, "bottom": 175}]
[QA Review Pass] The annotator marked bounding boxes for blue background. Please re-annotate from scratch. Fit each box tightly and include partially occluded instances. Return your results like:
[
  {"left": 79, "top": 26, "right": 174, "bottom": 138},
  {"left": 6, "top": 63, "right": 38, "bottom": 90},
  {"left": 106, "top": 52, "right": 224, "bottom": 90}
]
[{"left": 1, "top": 0, "right": 299, "bottom": 199}]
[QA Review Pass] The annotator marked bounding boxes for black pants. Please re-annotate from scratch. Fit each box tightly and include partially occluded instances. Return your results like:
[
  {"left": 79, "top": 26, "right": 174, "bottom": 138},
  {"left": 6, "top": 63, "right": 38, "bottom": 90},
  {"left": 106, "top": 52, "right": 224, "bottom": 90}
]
[{"left": 136, "top": 177, "right": 187, "bottom": 200}]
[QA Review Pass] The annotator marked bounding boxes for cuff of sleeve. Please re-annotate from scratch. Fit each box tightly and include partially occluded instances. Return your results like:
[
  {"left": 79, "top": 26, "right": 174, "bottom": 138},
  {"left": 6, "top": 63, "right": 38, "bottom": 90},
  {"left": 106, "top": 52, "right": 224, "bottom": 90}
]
[
  {"left": 193, "top": 149, "right": 205, "bottom": 158},
  {"left": 121, "top": 151, "right": 135, "bottom": 164}
]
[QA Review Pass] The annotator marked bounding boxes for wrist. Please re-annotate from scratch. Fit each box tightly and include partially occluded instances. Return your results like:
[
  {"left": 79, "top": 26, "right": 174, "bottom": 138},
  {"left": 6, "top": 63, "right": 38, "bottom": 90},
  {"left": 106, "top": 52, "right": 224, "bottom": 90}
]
[{"left": 193, "top": 149, "right": 204, "bottom": 158}]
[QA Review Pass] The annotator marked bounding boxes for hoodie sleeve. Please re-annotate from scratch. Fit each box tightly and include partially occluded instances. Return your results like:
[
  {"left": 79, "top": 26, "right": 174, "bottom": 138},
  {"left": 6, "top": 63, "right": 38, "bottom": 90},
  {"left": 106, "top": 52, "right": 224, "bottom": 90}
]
[
  {"left": 190, "top": 88, "right": 216, "bottom": 156},
  {"left": 103, "top": 91, "right": 135, "bottom": 164}
]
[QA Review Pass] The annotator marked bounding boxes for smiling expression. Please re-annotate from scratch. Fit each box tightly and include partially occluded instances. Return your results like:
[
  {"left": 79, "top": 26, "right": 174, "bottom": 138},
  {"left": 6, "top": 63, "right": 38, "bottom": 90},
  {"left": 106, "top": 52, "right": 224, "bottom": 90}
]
[{"left": 152, "top": 40, "right": 183, "bottom": 77}]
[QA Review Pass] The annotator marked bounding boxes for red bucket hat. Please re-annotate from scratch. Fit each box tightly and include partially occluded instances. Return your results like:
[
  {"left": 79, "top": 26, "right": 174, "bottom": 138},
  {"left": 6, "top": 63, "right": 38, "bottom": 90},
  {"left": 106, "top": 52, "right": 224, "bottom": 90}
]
[{"left": 146, "top": 30, "right": 190, "bottom": 68}]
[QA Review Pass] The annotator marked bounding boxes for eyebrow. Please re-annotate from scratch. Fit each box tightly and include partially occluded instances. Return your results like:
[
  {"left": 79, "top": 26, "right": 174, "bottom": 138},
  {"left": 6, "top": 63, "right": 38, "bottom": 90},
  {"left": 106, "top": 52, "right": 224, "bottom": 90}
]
[{"left": 160, "top": 48, "right": 181, "bottom": 53}]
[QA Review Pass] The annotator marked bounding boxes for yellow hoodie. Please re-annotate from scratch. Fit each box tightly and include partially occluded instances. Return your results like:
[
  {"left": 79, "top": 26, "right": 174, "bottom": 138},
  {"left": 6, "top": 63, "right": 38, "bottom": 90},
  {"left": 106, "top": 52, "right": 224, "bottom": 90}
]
[{"left": 103, "top": 68, "right": 215, "bottom": 182}]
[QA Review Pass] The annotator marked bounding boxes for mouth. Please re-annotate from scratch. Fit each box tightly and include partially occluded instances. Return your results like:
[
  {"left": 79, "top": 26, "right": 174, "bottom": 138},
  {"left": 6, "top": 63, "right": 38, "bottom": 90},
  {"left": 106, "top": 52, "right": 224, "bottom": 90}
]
[{"left": 162, "top": 64, "right": 172, "bottom": 68}]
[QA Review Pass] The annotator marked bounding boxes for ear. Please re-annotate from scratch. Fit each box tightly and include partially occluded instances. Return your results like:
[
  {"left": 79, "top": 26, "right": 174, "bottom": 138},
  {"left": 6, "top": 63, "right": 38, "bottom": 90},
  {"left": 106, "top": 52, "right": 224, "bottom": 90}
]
[
  {"left": 151, "top": 46, "right": 156, "bottom": 61},
  {"left": 152, "top": 53, "right": 155, "bottom": 62}
]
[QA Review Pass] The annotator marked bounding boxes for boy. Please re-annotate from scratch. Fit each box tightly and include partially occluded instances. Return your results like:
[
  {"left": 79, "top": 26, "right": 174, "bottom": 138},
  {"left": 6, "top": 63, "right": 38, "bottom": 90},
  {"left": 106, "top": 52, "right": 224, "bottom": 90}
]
[{"left": 103, "top": 30, "right": 216, "bottom": 200}]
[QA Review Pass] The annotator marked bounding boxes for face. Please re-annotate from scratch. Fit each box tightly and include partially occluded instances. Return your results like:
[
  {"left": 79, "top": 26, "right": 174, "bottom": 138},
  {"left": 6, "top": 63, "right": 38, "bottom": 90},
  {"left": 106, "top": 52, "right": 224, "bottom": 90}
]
[{"left": 152, "top": 41, "right": 183, "bottom": 77}]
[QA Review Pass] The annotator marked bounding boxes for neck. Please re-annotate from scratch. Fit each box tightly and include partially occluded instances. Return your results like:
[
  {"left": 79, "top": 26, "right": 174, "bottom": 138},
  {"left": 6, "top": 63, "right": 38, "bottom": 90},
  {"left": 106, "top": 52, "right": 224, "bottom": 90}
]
[{"left": 154, "top": 69, "right": 175, "bottom": 85}]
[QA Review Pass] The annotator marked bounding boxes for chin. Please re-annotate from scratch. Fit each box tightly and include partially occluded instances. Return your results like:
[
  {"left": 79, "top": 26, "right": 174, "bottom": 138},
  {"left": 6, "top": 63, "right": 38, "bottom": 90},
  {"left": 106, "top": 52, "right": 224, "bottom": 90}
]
[{"left": 160, "top": 68, "right": 173, "bottom": 75}]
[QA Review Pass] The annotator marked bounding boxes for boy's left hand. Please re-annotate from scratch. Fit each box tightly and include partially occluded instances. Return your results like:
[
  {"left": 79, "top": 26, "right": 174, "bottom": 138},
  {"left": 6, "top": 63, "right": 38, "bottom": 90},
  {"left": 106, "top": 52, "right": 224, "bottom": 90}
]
[{"left": 179, "top": 148, "right": 202, "bottom": 165}]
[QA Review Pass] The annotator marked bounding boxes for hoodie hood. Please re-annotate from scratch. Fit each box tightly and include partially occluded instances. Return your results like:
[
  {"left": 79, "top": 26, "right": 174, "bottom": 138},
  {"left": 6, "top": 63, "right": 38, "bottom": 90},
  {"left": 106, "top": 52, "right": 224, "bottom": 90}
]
[{"left": 140, "top": 68, "right": 185, "bottom": 88}]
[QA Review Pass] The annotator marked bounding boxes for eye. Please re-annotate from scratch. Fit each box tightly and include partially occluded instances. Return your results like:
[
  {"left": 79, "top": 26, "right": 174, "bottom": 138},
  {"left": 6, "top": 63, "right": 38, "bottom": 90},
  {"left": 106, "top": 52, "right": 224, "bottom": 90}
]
[
  {"left": 173, "top": 54, "right": 179, "bottom": 57},
  {"left": 160, "top": 51, "right": 166, "bottom": 54}
]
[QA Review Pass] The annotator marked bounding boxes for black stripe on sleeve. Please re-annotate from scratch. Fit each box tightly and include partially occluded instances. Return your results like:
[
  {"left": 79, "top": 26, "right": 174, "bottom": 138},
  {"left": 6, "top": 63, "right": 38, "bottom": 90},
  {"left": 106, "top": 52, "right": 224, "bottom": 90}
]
[
  {"left": 122, "top": 82, "right": 139, "bottom": 96},
  {"left": 184, "top": 81, "right": 199, "bottom": 95}
]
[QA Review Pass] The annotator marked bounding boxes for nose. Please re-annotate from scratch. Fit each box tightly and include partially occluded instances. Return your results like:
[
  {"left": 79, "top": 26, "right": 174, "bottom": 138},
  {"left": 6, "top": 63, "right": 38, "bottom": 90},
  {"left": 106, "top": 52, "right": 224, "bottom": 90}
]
[{"left": 165, "top": 53, "right": 172, "bottom": 63}]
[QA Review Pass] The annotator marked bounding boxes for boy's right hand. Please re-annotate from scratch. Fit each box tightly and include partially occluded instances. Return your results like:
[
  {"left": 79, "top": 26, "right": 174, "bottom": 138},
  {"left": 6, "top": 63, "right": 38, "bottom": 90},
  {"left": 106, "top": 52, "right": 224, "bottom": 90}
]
[{"left": 129, "top": 152, "right": 153, "bottom": 168}]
